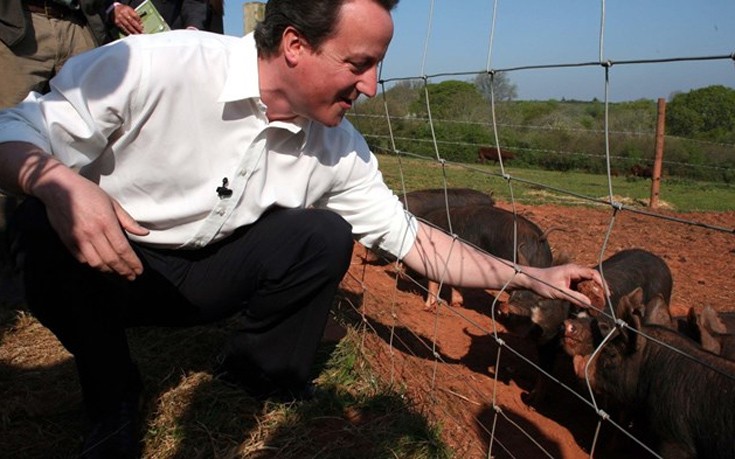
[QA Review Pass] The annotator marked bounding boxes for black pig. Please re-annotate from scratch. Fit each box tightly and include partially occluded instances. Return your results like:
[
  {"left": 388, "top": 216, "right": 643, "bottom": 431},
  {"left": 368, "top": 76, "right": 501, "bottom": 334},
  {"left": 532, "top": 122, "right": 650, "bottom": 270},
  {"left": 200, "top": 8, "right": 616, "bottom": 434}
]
[
  {"left": 362, "top": 188, "right": 495, "bottom": 265},
  {"left": 399, "top": 188, "right": 495, "bottom": 218},
  {"left": 418, "top": 204, "right": 553, "bottom": 309},
  {"left": 584, "top": 248, "right": 673, "bottom": 321},
  {"left": 505, "top": 248, "right": 673, "bottom": 345},
  {"left": 502, "top": 248, "right": 673, "bottom": 406},
  {"left": 572, "top": 289, "right": 735, "bottom": 459}
]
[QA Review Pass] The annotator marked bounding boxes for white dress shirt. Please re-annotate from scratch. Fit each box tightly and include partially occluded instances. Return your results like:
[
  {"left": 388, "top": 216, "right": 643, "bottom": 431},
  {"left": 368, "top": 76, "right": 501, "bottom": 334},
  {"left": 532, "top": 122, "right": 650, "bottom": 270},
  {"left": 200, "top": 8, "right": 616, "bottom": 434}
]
[{"left": 0, "top": 31, "right": 417, "bottom": 258}]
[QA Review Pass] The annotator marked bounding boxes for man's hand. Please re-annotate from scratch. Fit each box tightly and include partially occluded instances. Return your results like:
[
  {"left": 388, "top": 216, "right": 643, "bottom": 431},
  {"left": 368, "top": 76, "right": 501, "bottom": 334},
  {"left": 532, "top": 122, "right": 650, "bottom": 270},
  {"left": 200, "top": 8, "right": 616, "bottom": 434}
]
[
  {"left": 2, "top": 142, "right": 149, "bottom": 281},
  {"left": 38, "top": 172, "right": 149, "bottom": 281},
  {"left": 112, "top": 3, "right": 144, "bottom": 35},
  {"left": 521, "top": 264, "right": 605, "bottom": 308}
]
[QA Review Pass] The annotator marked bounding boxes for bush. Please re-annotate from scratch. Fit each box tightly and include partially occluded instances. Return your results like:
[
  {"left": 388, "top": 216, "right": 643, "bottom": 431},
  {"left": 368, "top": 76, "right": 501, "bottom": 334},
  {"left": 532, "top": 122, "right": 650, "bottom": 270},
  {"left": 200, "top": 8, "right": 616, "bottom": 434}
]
[{"left": 352, "top": 83, "right": 734, "bottom": 183}]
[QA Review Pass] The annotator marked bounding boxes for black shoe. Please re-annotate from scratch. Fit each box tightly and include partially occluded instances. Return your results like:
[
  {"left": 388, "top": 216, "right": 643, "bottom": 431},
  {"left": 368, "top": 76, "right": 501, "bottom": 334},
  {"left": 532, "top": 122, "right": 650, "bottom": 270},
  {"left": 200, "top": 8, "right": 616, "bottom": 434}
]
[
  {"left": 279, "top": 381, "right": 322, "bottom": 402},
  {"left": 214, "top": 355, "right": 321, "bottom": 403},
  {"left": 80, "top": 391, "right": 142, "bottom": 459},
  {"left": 257, "top": 380, "right": 323, "bottom": 403}
]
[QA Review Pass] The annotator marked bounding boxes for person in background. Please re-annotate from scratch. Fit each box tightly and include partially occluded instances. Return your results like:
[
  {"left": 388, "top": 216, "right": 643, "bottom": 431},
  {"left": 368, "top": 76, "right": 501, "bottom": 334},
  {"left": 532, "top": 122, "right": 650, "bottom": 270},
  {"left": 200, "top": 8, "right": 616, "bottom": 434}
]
[
  {"left": 0, "top": 0, "right": 602, "bottom": 457},
  {"left": 204, "top": 0, "right": 223, "bottom": 34},
  {"left": 0, "top": 0, "right": 111, "bottom": 108},
  {"left": 108, "top": 0, "right": 223, "bottom": 35}
]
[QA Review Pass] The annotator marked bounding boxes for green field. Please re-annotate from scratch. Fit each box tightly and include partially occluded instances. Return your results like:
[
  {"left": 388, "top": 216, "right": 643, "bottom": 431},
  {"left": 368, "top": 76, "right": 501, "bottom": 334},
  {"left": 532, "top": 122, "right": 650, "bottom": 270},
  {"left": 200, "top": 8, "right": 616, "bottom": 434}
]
[{"left": 376, "top": 153, "right": 735, "bottom": 213}]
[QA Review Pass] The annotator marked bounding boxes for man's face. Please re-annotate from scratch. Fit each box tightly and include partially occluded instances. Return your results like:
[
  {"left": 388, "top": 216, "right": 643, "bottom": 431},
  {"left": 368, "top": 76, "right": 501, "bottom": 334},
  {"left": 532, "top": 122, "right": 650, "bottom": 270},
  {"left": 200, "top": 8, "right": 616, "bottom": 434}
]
[{"left": 291, "top": 0, "right": 394, "bottom": 127}]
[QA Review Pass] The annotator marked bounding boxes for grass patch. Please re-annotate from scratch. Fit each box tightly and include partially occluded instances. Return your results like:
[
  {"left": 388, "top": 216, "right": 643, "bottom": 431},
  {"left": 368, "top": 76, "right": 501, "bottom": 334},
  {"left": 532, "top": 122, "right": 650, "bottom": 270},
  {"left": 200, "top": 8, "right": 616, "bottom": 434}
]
[
  {"left": 376, "top": 153, "right": 735, "bottom": 212},
  {"left": 245, "top": 330, "right": 451, "bottom": 459},
  {"left": 0, "top": 304, "right": 451, "bottom": 459},
  {"left": 137, "top": 324, "right": 450, "bottom": 459}
]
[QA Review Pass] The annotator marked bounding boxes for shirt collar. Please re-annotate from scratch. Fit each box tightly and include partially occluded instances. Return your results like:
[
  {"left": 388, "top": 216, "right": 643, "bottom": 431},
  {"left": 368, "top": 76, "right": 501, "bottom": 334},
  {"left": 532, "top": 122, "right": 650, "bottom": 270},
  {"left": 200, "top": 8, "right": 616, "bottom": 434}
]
[
  {"left": 217, "top": 32, "right": 311, "bottom": 138},
  {"left": 217, "top": 33, "right": 260, "bottom": 103}
]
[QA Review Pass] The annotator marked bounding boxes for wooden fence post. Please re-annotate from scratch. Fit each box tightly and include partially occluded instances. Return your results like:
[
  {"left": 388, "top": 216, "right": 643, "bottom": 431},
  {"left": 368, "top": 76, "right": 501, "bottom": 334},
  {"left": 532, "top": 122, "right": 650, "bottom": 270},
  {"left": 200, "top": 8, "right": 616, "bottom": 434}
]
[
  {"left": 650, "top": 98, "right": 666, "bottom": 208},
  {"left": 243, "top": 2, "right": 265, "bottom": 35}
]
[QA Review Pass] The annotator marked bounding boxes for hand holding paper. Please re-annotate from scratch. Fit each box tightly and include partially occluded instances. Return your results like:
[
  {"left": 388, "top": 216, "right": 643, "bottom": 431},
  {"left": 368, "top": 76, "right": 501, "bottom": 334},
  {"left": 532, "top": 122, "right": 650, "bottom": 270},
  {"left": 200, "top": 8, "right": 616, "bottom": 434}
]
[{"left": 115, "top": 0, "right": 171, "bottom": 38}]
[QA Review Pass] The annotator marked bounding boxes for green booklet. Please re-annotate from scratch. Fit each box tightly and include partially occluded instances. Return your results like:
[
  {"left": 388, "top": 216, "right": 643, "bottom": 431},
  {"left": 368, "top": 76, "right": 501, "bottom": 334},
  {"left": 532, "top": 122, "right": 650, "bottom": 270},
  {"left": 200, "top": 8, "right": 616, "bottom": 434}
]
[{"left": 118, "top": 0, "right": 170, "bottom": 38}]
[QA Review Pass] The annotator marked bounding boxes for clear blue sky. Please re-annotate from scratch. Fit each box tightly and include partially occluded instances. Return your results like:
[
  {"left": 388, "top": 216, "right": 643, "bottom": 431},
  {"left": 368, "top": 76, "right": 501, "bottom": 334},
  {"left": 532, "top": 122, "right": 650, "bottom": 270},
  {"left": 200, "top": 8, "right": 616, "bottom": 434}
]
[{"left": 223, "top": 1, "right": 735, "bottom": 101}]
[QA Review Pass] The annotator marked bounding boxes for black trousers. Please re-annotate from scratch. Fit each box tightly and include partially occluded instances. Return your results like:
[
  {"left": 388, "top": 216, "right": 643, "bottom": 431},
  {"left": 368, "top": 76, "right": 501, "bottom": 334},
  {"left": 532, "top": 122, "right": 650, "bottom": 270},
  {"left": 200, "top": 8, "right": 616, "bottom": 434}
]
[{"left": 12, "top": 198, "right": 353, "bottom": 418}]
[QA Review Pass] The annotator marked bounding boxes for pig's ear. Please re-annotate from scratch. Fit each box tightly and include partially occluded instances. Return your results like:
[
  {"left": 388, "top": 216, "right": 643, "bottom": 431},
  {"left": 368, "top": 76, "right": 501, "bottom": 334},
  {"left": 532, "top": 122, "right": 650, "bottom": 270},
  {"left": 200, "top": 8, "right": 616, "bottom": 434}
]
[
  {"left": 698, "top": 323, "right": 723, "bottom": 355},
  {"left": 701, "top": 305, "right": 727, "bottom": 334},
  {"left": 629, "top": 287, "right": 646, "bottom": 316},
  {"left": 644, "top": 295, "right": 672, "bottom": 327},
  {"left": 619, "top": 295, "right": 645, "bottom": 353},
  {"left": 615, "top": 287, "right": 644, "bottom": 319},
  {"left": 698, "top": 306, "right": 724, "bottom": 354},
  {"left": 625, "top": 311, "right": 644, "bottom": 353},
  {"left": 516, "top": 245, "right": 529, "bottom": 266}
]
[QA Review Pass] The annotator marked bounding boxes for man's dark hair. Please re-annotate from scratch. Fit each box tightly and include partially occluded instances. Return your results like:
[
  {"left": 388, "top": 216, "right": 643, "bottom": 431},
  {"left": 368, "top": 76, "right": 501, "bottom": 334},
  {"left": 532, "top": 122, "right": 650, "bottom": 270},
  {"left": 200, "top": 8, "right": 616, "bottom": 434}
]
[{"left": 254, "top": 0, "right": 399, "bottom": 57}]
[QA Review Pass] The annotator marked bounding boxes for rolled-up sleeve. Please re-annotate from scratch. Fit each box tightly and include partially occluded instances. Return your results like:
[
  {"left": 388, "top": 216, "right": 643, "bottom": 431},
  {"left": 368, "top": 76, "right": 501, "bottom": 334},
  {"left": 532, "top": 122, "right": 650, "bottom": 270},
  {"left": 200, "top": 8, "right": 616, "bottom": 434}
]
[{"left": 316, "top": 141, "right": 418, "bottom": 261}]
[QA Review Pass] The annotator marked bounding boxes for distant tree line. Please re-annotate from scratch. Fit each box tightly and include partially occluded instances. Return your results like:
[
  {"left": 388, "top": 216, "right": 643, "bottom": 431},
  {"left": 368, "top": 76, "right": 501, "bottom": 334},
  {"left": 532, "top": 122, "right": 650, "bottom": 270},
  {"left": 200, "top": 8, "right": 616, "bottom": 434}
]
[
  {"left": 349, "top": 77, "right": 735, "bottom": 183},
  {"left": 667, "top": 85, "right": 735, "bottom": 142}
]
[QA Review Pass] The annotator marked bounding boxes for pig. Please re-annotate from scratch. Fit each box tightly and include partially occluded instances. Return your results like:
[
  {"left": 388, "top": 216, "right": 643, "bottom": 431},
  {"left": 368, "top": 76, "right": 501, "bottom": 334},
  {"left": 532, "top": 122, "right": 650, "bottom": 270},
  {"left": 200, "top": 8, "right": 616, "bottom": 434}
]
[
  {"left": 680, "top": 306, "right": 735, "bottom": 360},
  {"left": 477, "top": 146, "right": 515, "bottom": 164},
  {"left": 399, "top": 188, "right": 496, "bottom": 218},
  {"left": 581, "top": 248, "right": 673, "bottom": 321},
  {"left": 561, "top": 312, "right": 600, "bottom": 359},
  {"left": 501, "top": 248, "right": 673, "bottom": 406},
  {"left": 628, "top": 163, "right": 654, "bottom": 179},
  {"left": 561, "top": 297, "right": 675, "bottom": 362},
  {"left": 362, "top": 188, "right": 495, "bottom": 265},
  {"left": 505, "top": 248, "right": 674, "bottom": 344},
  {"left": 571, "top": 289, "right": 735, "bottom": 459},
  {"left": 418, "top": 204, "right": 553, "bottom": 310}
]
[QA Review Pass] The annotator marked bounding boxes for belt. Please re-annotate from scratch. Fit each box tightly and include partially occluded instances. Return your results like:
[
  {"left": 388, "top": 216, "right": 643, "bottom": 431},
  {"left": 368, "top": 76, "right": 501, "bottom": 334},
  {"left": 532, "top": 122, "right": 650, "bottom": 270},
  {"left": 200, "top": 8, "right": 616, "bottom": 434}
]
[{"left": 24, "top": 0, "right": 86, "bottom": 22}]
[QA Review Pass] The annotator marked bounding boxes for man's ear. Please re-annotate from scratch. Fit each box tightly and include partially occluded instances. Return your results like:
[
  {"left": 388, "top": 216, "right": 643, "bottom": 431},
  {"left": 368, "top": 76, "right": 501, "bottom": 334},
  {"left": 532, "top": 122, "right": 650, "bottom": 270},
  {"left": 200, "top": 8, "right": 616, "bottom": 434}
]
[{"left": 282, "top": 26, "right": 306, "bottom": 66}]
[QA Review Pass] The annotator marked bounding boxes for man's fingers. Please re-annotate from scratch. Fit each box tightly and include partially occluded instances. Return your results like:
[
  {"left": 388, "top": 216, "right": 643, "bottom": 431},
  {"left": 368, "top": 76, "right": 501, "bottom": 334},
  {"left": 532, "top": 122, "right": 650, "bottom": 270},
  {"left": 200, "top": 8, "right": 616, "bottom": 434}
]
[
  {"left": 106, "top": 229, "right": 143, "bottom": 279},
  {"left": 116, "top": 7, "right": 144, "bottom": 34},
  {"left": 113, "top": 200, "right": 149, "bottom": 236},
  {"left": 78, "top": 234, "right": 141, "bottom": 280},
  {"left": 563, "top": 289, "right": 594, "bottom": 309},
  {"left": 62, "top": 223, "right": 143, "bottom": 281},
  {"left": 94, "top": 201, "right": 144, "bottom": 279},
  {"left": 74, "top": 238, "right": 113, "bottom": 274}
]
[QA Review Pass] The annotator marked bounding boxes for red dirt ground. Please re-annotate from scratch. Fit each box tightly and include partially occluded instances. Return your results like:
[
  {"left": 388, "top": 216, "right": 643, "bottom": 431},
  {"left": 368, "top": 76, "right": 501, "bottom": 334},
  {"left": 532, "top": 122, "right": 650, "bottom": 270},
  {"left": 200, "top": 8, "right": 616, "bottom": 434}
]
[{"left": 339, "top": 202, "right": 735, "bottom": 459}]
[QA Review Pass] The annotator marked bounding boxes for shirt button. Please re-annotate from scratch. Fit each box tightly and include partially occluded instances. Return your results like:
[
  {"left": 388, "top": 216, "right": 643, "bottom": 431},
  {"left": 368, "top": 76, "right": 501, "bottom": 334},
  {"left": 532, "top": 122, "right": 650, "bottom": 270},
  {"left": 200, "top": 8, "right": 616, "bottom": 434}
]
[
  {"left": 239, "top": 168, "right": 247, "bottom": 176},
  {"left": 217, "top": 209, "right": 225, "bottom": 216}
]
